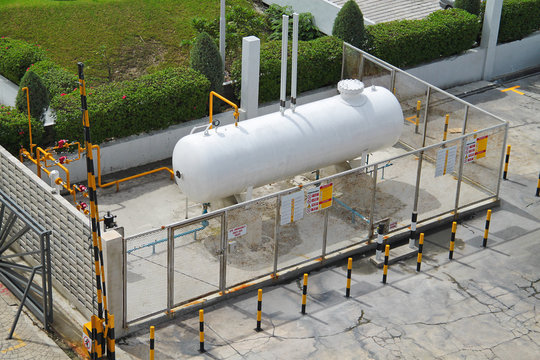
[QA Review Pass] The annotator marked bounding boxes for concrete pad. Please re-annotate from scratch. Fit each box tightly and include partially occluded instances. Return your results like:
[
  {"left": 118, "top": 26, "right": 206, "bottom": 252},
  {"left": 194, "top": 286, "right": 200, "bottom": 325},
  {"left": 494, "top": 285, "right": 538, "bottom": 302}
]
[{"left": 369, "top": 244, "right": 418, "bottom": 268}]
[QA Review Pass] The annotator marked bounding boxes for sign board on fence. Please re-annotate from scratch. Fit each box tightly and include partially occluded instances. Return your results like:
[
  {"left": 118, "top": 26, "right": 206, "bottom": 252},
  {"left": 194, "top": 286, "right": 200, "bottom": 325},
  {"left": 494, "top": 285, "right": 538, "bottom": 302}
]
[
  {"left": 228, "top": 224, "right": 247, "bottom": 240},
  {"left": 306, "top": 183, "right": 333, "bottom": 214},
  {"left": 435, "top": 145, "right": 457, "bottom": 177},
  {"left": 464, "top": 135, "right": 488, "bottom": 164},
  {"left": 280, "top": 190, "right": 304, "bottom": 225}
]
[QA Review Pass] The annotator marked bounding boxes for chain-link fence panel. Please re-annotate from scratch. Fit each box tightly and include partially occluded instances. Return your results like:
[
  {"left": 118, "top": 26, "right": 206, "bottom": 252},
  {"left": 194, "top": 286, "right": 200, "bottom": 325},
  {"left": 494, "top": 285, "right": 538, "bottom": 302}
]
[
  {"left": 372, "top": 154, "right": 417, "bottom": 233},
  {"left": 275, "top": 182, "right": 326, "bottom": 271},
  {"left": 424, "top": 89, "right": 469, "bottom": 149},
  {"left": 417, "top": 139, "right": 461, "bottom": 221},
  {"left": 459, "top": 127, "right": 506, "bottom": 208},
  {"left": 225, "top": 197, "right": 277, "bottom": 288},
  {"left": 394, "top": 74, "right": 429, "bottom": 150},
  {"left": 326, "top": 169, "right": 373, "bottom": 253},
  {"left": 125, "top": 228, "right": 168, "bottom": 322},
  {"left": 173, "top": 214, "right": 222, "bottom": 306}
]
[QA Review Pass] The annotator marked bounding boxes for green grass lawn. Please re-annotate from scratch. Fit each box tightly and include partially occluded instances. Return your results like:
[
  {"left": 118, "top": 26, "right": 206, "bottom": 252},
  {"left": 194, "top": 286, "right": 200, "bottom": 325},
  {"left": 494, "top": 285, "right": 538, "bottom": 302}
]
[{"left": 0, "top": 0, "right": 252, "bottom": 82}]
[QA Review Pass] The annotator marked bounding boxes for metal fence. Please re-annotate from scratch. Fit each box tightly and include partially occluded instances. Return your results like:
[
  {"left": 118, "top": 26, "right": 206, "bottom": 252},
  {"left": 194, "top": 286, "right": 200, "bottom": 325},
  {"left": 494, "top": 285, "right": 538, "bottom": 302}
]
[{"left": 123, "top": 44, "right": 508, "bottom": 326}]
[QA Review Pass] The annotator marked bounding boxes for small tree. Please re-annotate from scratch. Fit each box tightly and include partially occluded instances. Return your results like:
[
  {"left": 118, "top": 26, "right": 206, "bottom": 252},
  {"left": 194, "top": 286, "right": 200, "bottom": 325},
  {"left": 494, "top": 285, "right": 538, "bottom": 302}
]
[
  {"left": 455, "top": 0, "right": 481, "bottom": 16},
  {"left": 15, "top": 70, "right": 49, "bottom": 120},
  {"left": 332, "top": 0, "right": 365, "bottom": 49},
  {"left": 190, "top": 32, "right": 224, "bottom": 94}
]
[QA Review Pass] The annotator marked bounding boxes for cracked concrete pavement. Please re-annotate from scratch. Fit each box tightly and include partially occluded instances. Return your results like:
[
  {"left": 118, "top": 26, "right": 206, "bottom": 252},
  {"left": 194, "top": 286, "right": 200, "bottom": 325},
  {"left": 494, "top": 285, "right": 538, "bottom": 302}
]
[{"left": 117, "top": 74, "right": 540, "bottom": 359}]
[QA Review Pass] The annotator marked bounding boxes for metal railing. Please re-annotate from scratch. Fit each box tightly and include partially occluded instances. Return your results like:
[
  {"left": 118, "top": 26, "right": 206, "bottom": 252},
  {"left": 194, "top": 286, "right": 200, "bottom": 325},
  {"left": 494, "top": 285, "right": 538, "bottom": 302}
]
[{"left": 123, "top": 43, "right": 508, "bottom": 327}]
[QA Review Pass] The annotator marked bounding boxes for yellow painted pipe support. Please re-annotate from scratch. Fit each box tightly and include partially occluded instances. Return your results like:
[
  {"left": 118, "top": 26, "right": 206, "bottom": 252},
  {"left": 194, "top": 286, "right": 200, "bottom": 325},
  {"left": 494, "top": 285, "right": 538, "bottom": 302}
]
[
  {"left": 149, "top": 325, "right": 155, "bottom": 360},
  {"left": 482, "top": 210, "right": 491, "bottom": 248},
  {"left": 345, "top": 257, "right": 352, "bottom": 297},
  {"left": 21, "top": 87, "right": 35, "bottom": 157},
  {"left": 209, "top": 91, "right": 240, "bottom": 129}
]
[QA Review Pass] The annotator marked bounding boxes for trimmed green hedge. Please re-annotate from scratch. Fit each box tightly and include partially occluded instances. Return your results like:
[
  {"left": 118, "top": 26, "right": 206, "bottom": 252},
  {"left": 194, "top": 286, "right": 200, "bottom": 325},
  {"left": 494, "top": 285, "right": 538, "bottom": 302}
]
[
  {"left": 365, "top": 9, "right": 480, "bottom": 68},
  {"left": 28, "top": 60, "right": 78, "bottom": 99},
  {"left": 51, "top": 68, "right": 210, "bottom": 144},
  {"left": 497, "top": 0, "right": 540, "bottom": 43},
  {"left": 0, "top": 37, "right": 47, "bottom": 84},
  {"left": 0, "top": 105, "right": 44, "bottom": 154},
  {"left": 231, "top": 36, "right": 343, "bottom": 104}
]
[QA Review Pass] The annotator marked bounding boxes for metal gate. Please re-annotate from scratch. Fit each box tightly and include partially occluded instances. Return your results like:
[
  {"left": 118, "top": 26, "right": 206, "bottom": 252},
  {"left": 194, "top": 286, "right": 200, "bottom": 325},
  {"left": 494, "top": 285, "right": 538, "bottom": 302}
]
[{"left": 0, "top": 188, "right": 52, "bottom": 338}]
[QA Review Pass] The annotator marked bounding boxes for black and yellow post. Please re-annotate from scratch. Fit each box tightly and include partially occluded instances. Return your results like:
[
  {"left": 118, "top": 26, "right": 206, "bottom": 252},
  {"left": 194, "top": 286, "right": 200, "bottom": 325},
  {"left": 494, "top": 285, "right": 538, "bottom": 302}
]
[
  {"left": 483, "top": 210, "right": 491, "bottom": 248},
  {"left": 449, "top": 222, "right": 457, "bottom": 260},
  {"left": 382, "top": 245, "right": 390, "bottom": 284},
  {"left": 90, "top": 315, "right": 96, "bottom": 360},
  {"left": 256, "top": 289, "right": 263, "bottom": 332},
  {"left": 503, "top": 145, "right": 511, "bottom": 180},
  {"left": 107, "top": 314, "right": 115, "bottom": 360},
  {"left": 78, "top": 62, "right": 107, "bottom": 319},
  {"left": 415, "top": 100, "right": 421, "bottom": 134},
  {"left": 301, "top": 273, "right": 308, "bottom": 315},
  {"left": 443, "top": 114, "right": 449, "bottom": 142},
  {"left": 199, "top": 309, "right": 205, "bottom": 353},
  {"left": 416, "top": 233, "right": 424, "bottom": 272},
  {"left": 536, "top": 172, "right": 540, "bottom": 197},
  {"left": 150, "top": 326, "right": 155, "bottom": 360},
  {"left": 345, "top": 257, "right": 352, "bottom": 297}
]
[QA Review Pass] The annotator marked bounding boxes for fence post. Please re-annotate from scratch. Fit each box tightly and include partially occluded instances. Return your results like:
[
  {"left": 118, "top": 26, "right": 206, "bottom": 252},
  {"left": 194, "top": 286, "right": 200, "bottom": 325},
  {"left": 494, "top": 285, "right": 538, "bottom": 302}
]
[
  {"left": 382, "top": 245, "right": 390, "bottom": 284},
  {"left": 483, "top": 210, "right": 492, "bottom": 248},
  {"left": 416, "top": 233, "right": 424, "bottom": 272},
  {"left": 301, "top": 274, "right": 308, "bottom": 315},
  {"left": 345, "top": 257, "right": 352, "bottom": 298}
]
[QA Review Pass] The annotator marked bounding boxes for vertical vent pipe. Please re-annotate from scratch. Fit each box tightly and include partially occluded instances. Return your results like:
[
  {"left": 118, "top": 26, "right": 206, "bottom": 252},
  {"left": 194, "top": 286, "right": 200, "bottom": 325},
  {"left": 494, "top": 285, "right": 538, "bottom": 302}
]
[
  {"left": 291, "top": 13, "right": 299, "bottom": 112},
  {"left": 280, "top": 14, "right": 289, "bottom": 115}
]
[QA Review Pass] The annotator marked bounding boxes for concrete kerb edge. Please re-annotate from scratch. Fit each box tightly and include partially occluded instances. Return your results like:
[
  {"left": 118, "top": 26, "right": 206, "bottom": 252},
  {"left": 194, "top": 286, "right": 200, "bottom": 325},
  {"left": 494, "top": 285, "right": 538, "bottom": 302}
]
[{"left": 119, "top": 197, "right": 499, "bottom": 337}]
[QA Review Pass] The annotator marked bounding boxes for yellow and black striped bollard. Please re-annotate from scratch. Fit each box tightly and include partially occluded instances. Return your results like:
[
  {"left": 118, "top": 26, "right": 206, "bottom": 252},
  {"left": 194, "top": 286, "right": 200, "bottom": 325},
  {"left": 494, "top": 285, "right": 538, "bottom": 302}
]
[
  {"left": 199, "top": 309, "right": 205, "bottom": 352},
  {"left": 443, "top": 114, "right": 449, "bottom": 142},
  {"left": 449, "top": 222, "right": 457, "bottom": 260},
  {"left": 256, "top": 289, "right": 263, "bottom": 332},
  {"left": 483, "top": 210, "right": 491, "bottom": 248},
  {"left": 382, "top": 245, "right": 390, "bottom": 284},
  {"left": 345, "top": 257, "right": 352, "bottom": 297},
  {"left": 415, "top": 100, "right": 421, "bottom": 134},
  {"left": 416, "top": 233, "right": 424, "bottom": 272},
  {"left": 536, "top": 172, "right": 540, "bottom": 197},
  {"left": 149, "top": 326, "right": 155, "bottom": 360},
  {"left": 107, "top": 314, "right": 115, "bottom": 360},
  {"left": 301, "top": 274, "right": 308, "bottom": 315},
  {"left": 91, "top": 315, "right": 97, "bottom": 360},
  {"left": 503, "top": 145, "right": 511, "bottom": 180}
]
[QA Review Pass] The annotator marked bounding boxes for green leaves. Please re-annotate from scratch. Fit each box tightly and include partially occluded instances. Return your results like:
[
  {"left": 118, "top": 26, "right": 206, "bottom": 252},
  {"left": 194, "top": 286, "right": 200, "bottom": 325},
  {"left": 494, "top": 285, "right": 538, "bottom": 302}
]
[
  {"left": 0, "top": 37, "right": 47, "bottom": 84},
  {"left": 497, "top": 0, "right": 540, "bottom": 43},
  {"left": 365, "top": 9, "right": 480, "bottom": 68},
  {"left": 16, "top": 70, "right": 49, "bottom": 121},
  {"left": 0, "top": 105, "right": 44, "bottom": 155},
  {"left": 51, "top": 67, "right": 210, "bottom": 144},
  {"left": 190, "top": 32, "right": 223, "bottom": 94},
  {"left": 332, "top": 0, "right": 365, "bottom": 49}
]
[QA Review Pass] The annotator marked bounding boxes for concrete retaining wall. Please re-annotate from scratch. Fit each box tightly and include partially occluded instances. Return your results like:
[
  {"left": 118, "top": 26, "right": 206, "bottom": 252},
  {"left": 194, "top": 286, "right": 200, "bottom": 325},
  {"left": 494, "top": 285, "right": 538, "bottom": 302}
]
[{"left": 0, "top": 146, "right": 94, "bottom": 318}]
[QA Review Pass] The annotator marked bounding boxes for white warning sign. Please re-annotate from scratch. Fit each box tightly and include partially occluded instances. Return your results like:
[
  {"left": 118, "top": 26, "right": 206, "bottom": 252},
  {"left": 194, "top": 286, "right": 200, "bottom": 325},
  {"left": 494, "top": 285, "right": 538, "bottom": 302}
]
[
  {"left": 280, "top": 190, "right": 304, "bottom": 225},
  {"left": 228, "top": 224, "right": 247, "bottom": 240},
  {"left": 435, "top": 145, "right": 457, "bottom": 177}
]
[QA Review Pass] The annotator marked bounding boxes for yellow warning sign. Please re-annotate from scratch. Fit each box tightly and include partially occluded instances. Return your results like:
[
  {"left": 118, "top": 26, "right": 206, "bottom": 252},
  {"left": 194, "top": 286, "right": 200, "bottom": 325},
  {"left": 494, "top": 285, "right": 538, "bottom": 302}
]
[
  {"left": 319, "top": 183, "right": 333, "bottom": 210},
  {"left": 475, "top": 135, "right": 488, "bottom": 159}
]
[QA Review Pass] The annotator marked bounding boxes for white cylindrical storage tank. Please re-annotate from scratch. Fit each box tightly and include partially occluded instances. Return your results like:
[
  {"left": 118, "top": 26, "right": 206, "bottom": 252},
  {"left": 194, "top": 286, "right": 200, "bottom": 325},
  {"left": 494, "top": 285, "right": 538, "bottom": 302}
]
[{"left": 173, "top": 80, "right": 403, "bottom": 203}]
